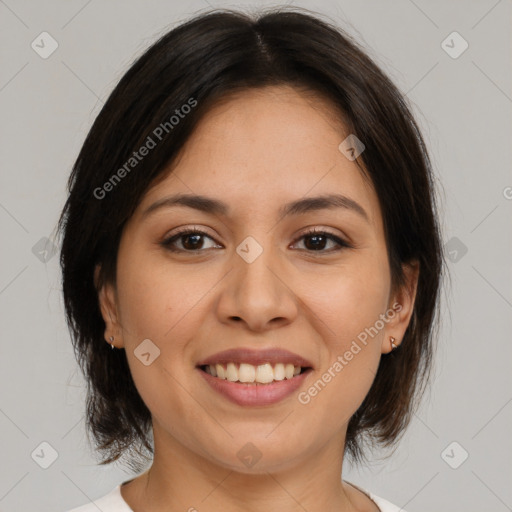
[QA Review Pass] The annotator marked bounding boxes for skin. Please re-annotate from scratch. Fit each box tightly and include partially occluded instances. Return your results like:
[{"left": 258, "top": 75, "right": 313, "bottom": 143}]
[{"left": 97, "top": 84, "right": 419, "bottom": 512}]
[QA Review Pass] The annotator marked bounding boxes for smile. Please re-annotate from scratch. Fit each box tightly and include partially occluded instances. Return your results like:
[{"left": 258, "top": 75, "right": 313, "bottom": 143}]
[
  {"left": 200, "top": 362, "right": 308, "bottom": 384},
  {"left": 197, "top": 363, "right": 313, "bottom": 406}
]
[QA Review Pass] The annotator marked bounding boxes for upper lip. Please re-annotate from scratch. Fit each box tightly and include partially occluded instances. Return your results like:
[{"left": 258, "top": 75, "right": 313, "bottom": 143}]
[{"left": 196, "top": 348, "right": 314, "bottom": 368}]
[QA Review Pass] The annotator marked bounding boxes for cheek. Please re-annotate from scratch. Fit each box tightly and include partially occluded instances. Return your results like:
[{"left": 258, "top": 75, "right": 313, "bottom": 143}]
[
  {"left": 297, "top": 261, "right": 390, "bottom": 428},
  {"left": 114, "top": 243, "right": 216, "bottom": 388},
  {"left": 113, "top": 250, "right": 202, "bottom": 428},
  {"left": 115, "top": 240, "right": 198, "bottom": 341},
  {"left": 115, "top": 260, "right": 166, "bottom": 340},
  {"left": 306, "top": 253, "right": 391, "bottom": 342},
  {"left": 298, "top": 253, "right": 389, "bottom": 405}
]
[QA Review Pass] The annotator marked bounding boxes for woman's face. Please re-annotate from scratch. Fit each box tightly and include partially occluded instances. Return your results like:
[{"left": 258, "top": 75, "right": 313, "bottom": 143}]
[{"left": 98, "top": 85, "right": 418, "bottom": 473}]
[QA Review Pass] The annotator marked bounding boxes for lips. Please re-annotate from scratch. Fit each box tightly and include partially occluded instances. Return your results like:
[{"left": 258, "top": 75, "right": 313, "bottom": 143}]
[{"left": 195, "top": 348, "right": 314, "bottom": 406}]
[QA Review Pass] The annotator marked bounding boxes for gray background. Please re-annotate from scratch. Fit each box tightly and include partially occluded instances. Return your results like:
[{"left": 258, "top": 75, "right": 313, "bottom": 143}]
[{"left": 0, "top": 1, "right": 511, "bottom": 511}]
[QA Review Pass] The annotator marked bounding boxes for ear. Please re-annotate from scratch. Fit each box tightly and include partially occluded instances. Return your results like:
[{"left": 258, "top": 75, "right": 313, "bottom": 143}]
[
  {"left": 94, "top": 264, "right": 124, "bottom": 349},
  {"left": 381, "top": 259, "right": 420, "bottom": 354}
]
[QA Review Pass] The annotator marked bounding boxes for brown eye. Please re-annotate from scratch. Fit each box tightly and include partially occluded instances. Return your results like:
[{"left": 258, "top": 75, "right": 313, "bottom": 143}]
[
  {"left": 292, "top": 229, "right": 352, "bottom": 253},
  {"left": 161, "top": 229, "right": 220, "bottom": 253},
  {"left": 160, "top": 227, "right": 351, "bottom": 254}
]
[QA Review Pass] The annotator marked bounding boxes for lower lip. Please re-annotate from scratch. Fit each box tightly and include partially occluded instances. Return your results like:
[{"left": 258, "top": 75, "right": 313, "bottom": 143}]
[{"left": 197, "top": 367, "right": 312, "bottom": 406}]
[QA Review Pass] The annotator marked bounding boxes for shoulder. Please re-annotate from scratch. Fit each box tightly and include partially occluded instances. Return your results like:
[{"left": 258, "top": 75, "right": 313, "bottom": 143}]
[
  {"left": 64, "top": 484, "right": 133, "bottom": 512},
  {"left": 369, "top": 492, "right": 408, "bottom": 512},
  {"left": 345, "top": 480, "right": 407, "bottom": 512}
]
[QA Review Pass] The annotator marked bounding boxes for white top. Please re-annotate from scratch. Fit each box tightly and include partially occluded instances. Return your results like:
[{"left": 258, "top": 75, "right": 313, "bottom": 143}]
[{"left": 65, "top": 480, "right": 406, "bottom": 512}]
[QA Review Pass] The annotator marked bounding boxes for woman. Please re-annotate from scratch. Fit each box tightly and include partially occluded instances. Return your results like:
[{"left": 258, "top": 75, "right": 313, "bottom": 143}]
[{"left": 60, "top": 7, "right": 444, "bottom": 512}]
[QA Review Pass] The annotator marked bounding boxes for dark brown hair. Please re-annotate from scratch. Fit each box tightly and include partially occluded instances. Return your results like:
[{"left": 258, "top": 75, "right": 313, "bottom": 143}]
[{"left": 57, "top": 7, "right": 445, "bottom": 471}]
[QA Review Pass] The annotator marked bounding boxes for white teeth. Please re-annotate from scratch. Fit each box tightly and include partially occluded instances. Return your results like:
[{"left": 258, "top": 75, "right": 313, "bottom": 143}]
[
  {"left": 239, "top": 363, "right": 256, "bottom": 382},
  {"left": 215, "top": 364, "right": 225, "bottom": 379},
  {"left": 204, "top": 362, "right": 304, "bottom": 383},
  {"left": 256, "top": 363, "right": 274, "bottom": 383},
  {"left": 273, "top": 363, "right": 285, "bottom": 381},
  {"left": 226, "top": 362, "right": 238, "bottom": 382}
]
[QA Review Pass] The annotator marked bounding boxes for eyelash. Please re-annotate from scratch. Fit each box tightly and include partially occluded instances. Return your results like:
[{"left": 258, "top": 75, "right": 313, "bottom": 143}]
[{"left": 160, "top": 227, "right": 352, "bottom": 254}]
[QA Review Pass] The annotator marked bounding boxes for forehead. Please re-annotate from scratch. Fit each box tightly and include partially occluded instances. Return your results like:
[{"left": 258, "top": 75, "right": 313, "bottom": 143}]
[{"left": 136, "top": 85, "right": 380, "bottom": 227}]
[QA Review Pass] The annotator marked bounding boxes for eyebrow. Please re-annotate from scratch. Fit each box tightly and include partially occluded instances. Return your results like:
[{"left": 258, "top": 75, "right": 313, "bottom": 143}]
[{"left": 141, "top": 193, "right": 369, "bottom": 222}]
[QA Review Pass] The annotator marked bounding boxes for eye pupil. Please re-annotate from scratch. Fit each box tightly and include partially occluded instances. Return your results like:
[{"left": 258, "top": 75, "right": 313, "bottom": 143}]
[
  {"left": 305, "top": 234, "right": 327, "bottom": 251},
  {"left": 162, "top": 229, "right": 347, "bottom": 254},
  {"left": 182, "top": 234, "right": 203, "bottom": 250}
]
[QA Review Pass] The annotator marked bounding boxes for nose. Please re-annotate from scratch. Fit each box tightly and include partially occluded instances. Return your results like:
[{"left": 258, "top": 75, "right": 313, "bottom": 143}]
[{"left": 215, "top": 240, "right": 298, "bottom": 332}]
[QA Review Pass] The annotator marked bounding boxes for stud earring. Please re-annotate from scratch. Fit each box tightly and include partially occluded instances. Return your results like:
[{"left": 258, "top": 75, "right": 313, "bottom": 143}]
[
  {"left": 390, "top": 336, "right": 398, "bottom": 351},
  {"left": 109, "top": 335, "right": 115, "bottom": 349}
]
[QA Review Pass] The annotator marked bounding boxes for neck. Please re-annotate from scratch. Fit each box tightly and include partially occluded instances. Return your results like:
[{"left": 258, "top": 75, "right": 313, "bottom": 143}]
[{"left": 121, "top": 422, "right": 377, "bottom": 512}]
